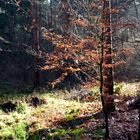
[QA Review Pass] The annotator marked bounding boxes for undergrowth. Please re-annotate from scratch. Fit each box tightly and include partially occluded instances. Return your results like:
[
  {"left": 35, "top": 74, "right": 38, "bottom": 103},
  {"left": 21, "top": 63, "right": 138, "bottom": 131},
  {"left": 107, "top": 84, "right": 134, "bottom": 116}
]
[
  {"left": 0, "top": 82, "right": 138, "bottom": 139},
  {"left": 0, "top": 91, "right": 101, "bottom": 139}
]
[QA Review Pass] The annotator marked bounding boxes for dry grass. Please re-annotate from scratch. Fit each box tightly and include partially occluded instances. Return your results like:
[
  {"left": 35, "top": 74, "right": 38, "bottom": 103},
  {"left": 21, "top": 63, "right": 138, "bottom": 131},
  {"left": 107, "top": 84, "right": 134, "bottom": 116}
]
[
  {"left": 0, "top": 92, "right": 102, "bottom": 137},
  {"left": 119, "top": 82, "right": 140, "bottom": 97},
  {"left": 0, "top": 82, "right": 139, "bottom": 139}
]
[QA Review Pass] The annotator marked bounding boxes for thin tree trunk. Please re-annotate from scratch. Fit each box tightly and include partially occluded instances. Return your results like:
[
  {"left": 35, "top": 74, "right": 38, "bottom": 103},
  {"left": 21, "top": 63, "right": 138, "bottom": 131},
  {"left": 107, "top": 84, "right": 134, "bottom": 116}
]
[
  {"left": 100, "top": 35, "right": 110, "bottom": 139},
  {"left": 60, "top": 0, "right": 72, "bottom": 36},
  {"left": 100, "top": 0, "right": 114, "bottom": 138},
  {"left": 102, "top": 0, "right": 114, "bottom": 97},
  {"left": 31, "top": 0, "right": 40, "bottom": 88},
  {"left": 49, "top": 0, "right": 53, "bottom": 28}
]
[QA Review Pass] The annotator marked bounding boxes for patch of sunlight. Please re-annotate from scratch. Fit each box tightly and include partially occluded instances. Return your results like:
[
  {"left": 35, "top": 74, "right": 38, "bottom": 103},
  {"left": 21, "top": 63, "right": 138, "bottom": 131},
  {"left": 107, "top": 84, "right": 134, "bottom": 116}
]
[
  {"left": 120, "top": 82, "right": 140, "bottom": 97},
  {"left": 43, "top": 94, "right": 101, "bottom": 115},
  {"left": 25, "top": 93, "right": 101, "bottom": 132},
  {"left": 0, "top": 92, "right": 102, "bottom": 136}
]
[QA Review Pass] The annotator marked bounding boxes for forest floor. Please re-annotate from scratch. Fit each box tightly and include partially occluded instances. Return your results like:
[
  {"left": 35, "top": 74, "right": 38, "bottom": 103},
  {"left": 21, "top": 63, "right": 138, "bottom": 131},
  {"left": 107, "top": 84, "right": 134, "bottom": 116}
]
[{"left": 0, "top": 82, "right": 139, "bottom": 140}]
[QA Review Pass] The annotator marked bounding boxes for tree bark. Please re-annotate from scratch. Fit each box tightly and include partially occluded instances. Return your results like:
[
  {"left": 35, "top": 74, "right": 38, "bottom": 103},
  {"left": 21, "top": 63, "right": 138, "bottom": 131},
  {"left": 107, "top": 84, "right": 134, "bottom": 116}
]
[
  {"left": 100, "top": 0, "right": 114, "bottom": 138},
  {"left": 102, "top": 0, "right": 114, "bottom": 97},
  {"left": 59, "top": 0, "right": 72, "bottom": 36},
  {"left": 31, "top": 0, "right": 40, "bottom": 88}
]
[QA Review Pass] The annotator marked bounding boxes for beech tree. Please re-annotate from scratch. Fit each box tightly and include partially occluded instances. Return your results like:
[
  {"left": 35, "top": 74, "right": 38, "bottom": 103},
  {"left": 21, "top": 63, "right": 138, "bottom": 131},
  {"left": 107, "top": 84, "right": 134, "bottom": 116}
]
[
  {"left": 41, "top": 0, "right": 136, "bottom": 138},
  {"left": 0, "top": 0, "right": 140, "bottom": 139}
]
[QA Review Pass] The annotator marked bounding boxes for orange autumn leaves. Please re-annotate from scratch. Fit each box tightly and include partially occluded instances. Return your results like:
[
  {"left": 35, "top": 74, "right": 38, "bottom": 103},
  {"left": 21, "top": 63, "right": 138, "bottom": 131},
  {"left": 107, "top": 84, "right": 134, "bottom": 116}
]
[{"left": 40, "top": 28, "right": 133, "bottom": 88}]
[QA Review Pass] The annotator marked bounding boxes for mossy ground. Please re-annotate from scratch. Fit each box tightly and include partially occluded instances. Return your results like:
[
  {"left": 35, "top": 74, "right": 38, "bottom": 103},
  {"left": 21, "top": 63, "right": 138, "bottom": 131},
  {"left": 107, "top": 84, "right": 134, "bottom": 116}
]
[
  {"left": 0, "top": 82, "right": 139, "bottom": 140},
  {"left": 0, "top": 89, "right": 102, "bottom": 140}
]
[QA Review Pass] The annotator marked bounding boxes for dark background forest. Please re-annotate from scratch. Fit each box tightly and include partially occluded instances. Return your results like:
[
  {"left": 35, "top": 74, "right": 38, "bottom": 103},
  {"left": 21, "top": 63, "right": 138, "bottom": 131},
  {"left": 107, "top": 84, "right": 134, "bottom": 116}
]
[
  {"left": 0, "top": 0, "right": 140, "bottom": 140},
  {"left": 0, "top": 0, "right": 140, "bottom": 91}
]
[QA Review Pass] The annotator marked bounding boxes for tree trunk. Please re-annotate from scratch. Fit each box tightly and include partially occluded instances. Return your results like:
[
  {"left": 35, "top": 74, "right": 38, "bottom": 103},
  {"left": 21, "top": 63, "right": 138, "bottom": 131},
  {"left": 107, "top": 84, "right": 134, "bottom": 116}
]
[
  {"left": 31, "top": 0, "right": 40, "bottom": 88},
  {"left": 102, "top": 0, "right": 114, "bottom": 97},
  {"left": 100, "top": 0, "right": 115, "bottom": 139},
  {"left": 59, "top": 0, "right": 72, "bottom": 36},
  {"left": 49, "top": 0, "right": 53, "bottom": 28}
]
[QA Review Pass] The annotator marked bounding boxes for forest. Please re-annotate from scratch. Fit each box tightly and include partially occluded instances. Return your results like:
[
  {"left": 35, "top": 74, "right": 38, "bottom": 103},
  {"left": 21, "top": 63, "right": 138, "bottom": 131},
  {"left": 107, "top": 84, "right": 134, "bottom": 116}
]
[{"left": 0, "top": 0, "right": 140, "bottom": 139}]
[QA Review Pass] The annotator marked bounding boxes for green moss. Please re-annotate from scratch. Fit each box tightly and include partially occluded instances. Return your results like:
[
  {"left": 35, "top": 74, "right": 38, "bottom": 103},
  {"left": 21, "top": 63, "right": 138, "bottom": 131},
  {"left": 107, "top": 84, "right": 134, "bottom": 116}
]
[
  {"left": 0, "top": 127, "right": 14, "bottom": 140},
  {"left": 67, "top": 109, "right": 80, "bottom": 116},
  {"left": 16, "top": 102, "right": 27, "bottom": 114},
  {"left": 65, "top": 114, "right": 75, "bottom": 121},
  {"left": 91, "top": 86, "right": 100, "bottom": 95},
  {"left": 14, "top": 122, "right": 27, "bottom": 140},
  {"left": 48, "top": 129, "right": 68, "bottom": 139},
  {"left": 114, "top": 84, "right": 123, "bottom": 94},
  {"left": 48, "top": 128, "right": 85, "bottom": 139},
  {"left": 0, "top": 118, "right": 28, "bottom": 140},
  {"left": 71, "top": 128, "right": 85, "bottom": 136},
  {"left": 0, "top": 91, "right": 101, "bottom": 140},
  {"left": 28, "top": 129, "right": 69, "bottom": 140}
]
